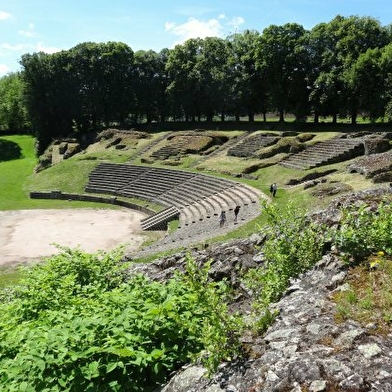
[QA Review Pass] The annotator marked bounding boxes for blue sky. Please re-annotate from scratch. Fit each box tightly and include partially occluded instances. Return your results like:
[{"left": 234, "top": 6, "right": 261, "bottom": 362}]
[{"left": 1, "top": 0, "right": 392, "bottom": 77}]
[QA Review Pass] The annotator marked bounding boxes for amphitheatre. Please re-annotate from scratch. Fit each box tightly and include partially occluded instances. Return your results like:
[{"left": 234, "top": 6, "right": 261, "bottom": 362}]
[
  {"left": 2, "top": 125, "right": 392, "bottom": 391},
  {"left": 2, "top": 126, "right": 392, "bottom": 266}
]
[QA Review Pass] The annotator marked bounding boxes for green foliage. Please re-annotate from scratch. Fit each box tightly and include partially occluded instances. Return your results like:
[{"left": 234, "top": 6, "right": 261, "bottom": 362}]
[
  {"left": 0, "top": 135, "right": 39, "bottom": 209},
  {"left": 332, "top": 201, "right": 392, "bottom": 262},
  {"left": 0, "top": 268, "right": 21, "bottom": 290},
  {"left": 0, "top": 73, "right": 29, "bottom": 132},
  {"left": 173, "top": 256, "right": 244, "bottom": 372},
  {"left": 243, "top": 201, "right": 327, "bottom": 331},
  {"left": 0, "top": 250, "right": 242, "bottom": 391}
]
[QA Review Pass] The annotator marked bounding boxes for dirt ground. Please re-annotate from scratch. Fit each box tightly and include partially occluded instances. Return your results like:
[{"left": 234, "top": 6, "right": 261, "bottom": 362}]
[{"left": 0, "top": 208, "right": 149, "bottom": 267}]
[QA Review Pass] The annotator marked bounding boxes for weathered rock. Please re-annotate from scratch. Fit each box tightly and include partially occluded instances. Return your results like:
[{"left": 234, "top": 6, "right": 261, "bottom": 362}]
[{"left": 139, "top": 188, "right": 392, "bottom": 391}]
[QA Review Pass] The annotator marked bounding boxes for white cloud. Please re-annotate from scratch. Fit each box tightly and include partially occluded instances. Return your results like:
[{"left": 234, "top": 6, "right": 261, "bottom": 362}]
[
  {"left": 36, "top": 42, "right": 60, "bottom": 54},
  {"left": 0, "top": 11, "right": 11, "bottom": 21},
  {"left": 0, "top": 43, "right": 28, "bottom": 52},
  {"left": 19, "top": 23, "right": 36, "bottom": 38},
  {"left": 165, "top": 17, "right": 223, "bottom": 45},
  {"left": 227, "top": 16, "right": 245, "bottom": 30},
  {"left": 165, "top": 22, "right": 176, "bottom": 31},
  {"left": 0, "top": 63, "right": 9, "bottom": 76},
  {"left": 18, "top": 30, "right": 34, "bottom": 38},
  {"left": 0, "top": 41, "right": 59, "bottom": 58}
]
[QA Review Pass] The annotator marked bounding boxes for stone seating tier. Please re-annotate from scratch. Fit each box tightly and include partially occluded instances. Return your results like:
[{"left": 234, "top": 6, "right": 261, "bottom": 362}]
[
  {"left": 279, "top": 138, "right": 364, "bottom": 170},
  {"left": 140, "top": 206, "right": 180, "bottom": 231},
  {"left": 86, "top": 163, "right": 260, "bottom": 230},
  {"left": 228, "top": 135, "right": 280, "bottom": 157}
]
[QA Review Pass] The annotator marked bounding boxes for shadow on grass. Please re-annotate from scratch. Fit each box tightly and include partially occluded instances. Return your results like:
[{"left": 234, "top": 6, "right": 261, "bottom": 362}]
[{"left": 0, "top": 139, "right": 22, "bottom": 161}]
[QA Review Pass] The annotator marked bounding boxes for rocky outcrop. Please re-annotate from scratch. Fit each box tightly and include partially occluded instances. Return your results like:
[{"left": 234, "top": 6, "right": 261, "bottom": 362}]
[
  {"left": 124, "top": 187, "right": 392, "bottom": 392},
  {"left": 158, "top": 253, "right": 392, "bottom": 392},
  {"left": 347, "top": 150, "right": 392, "bottom": 180}
]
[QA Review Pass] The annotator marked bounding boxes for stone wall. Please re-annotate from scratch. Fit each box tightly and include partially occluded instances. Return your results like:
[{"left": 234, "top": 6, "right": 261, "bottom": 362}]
[{"left": 29, "top": 191, "right": 154, "bottom": 215}]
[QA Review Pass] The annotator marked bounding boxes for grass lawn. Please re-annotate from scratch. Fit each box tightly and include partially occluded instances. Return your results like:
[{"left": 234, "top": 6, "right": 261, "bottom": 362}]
[
  {"left": 0, "top": 135, "right": 123, "bottom": 210},
  {"left": 0, "top": 267, "right": 22, "bottom": 288},
  {"left": 0, "top": 134, "right": 39, "bottom": 210}
]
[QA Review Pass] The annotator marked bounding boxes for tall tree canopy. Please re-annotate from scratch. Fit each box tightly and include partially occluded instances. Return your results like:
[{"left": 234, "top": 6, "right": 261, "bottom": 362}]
[
  {"left": 255, "top": 23, "right": 310, "bottom": 122},
  {"left": 1, "top": 13, "right": 390, "bottom": 153},
  {"left": 0, "top": 72, "right": 29, "bottom": 132},
  {"left": 20, "top": 42, "right": 134, "bottom": 152}
]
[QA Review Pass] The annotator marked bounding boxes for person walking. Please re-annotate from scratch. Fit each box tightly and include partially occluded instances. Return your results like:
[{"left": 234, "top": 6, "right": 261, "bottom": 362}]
[
  {"left": 271, "top": 183, "right": 277, "bottom": 197},
  {"left": 219, "top": 210, "right": 226, "bottom": 227},
  {"left": 234, "top": 205, "right": 240, "bottom": 223}
]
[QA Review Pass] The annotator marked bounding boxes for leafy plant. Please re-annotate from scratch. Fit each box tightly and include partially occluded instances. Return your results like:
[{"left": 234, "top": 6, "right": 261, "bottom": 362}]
[
  {"left": 173, "top": 256, "right": 244, "bottom": 371},
  {"left": 243, "top": 201, "right": 327, "bottom": 331},
  {"left": 0, "top": 249, "right": 242, "bottom": 391},
  {"left": 333, "top": 201, "right": 392, "bottom": 263}
]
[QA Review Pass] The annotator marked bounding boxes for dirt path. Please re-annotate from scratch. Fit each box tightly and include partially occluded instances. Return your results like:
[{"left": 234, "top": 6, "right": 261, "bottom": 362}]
[{"left": 0, "top": 208, "right": 149, "bottom": 266}]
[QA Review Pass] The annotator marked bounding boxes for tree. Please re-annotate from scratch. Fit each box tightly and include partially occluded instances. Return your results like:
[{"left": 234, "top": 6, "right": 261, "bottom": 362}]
[
  {"left": 226, "top": 30, "right": 268, "bottom": 121},
  {"left": 193, "top": 37, "right": 231, "bottom": 121},
  {"left": 347, "top": 47, "right": 385, "bottom": 122},
  {"left": 21, "top": 42, "right": 135, "bottom": 152},
  {"left": 379, "top": 43, "right": 392, "bottom": 122},
  {"left": 166, "top": 37, "right": 231, "bottom": 122},
  {"left": 134, "top": 49, "right": 169, "bottom": 123},
  {"left": 0, "top": 72, "right": 29, "bottom": 132},
  {"left": 309, "top": 16, "right": 389, "bottom": 124},
  {"left": 307, "top": 22, "right": 343, "bottom": 123},
  {"left": 166, "top": 38, "right": 203, "bottom": 121},
  {"left": 68, "top": 41, "right": 135, "bottom": 130},
  {"left": 21, "top": 52, "right": 65, "bottom": 153},
  {"left": 256, "top": 23, "right": 309, "bottom": 122}
]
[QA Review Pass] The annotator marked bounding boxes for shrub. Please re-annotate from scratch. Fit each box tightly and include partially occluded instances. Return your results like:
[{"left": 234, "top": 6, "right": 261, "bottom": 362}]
[
  {"left": 333, "top": 201, "right": 392, "bottom": 262},
  {"left": 0, "top": 249, "right": 242, "bottom": 391}
]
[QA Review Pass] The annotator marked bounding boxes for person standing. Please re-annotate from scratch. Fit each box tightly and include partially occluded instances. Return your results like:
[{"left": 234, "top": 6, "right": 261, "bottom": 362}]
[
  {"left": 234, "top": 205, "right": 240, "bottom": 223},
  {"left": 272, "top": 183, "right": 277, "bottom": 197},
  {"left": 219, "top": 211, "right": 226, "bottom": 227}
]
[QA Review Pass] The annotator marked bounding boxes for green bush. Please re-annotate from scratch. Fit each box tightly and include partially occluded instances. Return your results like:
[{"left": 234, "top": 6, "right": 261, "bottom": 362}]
[
  {"left": 0, "top": 249, "right": 242, "bottom": 391},
  {"left": 333, "top": 201, "right": 392, "bottom": 262}
]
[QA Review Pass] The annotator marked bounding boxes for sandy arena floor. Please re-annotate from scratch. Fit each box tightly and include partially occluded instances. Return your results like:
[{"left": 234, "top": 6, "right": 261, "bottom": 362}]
[{"left": 0, "top": 208, "right": 149, "bottom": 266}]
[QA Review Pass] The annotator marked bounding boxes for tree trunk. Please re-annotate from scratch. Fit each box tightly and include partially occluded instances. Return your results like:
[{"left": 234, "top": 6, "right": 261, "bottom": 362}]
[{"left": 279, "top": 108, "right": 284, "bottom": 122}]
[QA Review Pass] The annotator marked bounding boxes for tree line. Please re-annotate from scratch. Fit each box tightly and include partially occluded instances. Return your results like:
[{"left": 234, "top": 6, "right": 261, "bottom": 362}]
[{"left": 1, "top": 15, "right": 392, "bottom": 152}]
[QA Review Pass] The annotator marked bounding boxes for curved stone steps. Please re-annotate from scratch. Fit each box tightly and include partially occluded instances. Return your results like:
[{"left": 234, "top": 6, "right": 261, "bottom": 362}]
[
  {"left": 230, "top": 186, "right": 256, "bottom": 205},
  {"left": 86, "top": 162, "right": 262, "bottom": 232}
]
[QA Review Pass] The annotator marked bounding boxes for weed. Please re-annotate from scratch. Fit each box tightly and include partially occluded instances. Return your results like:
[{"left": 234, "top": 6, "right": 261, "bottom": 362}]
[{"left": 333, "top": 252, "right": 392, "bottom": 333}]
